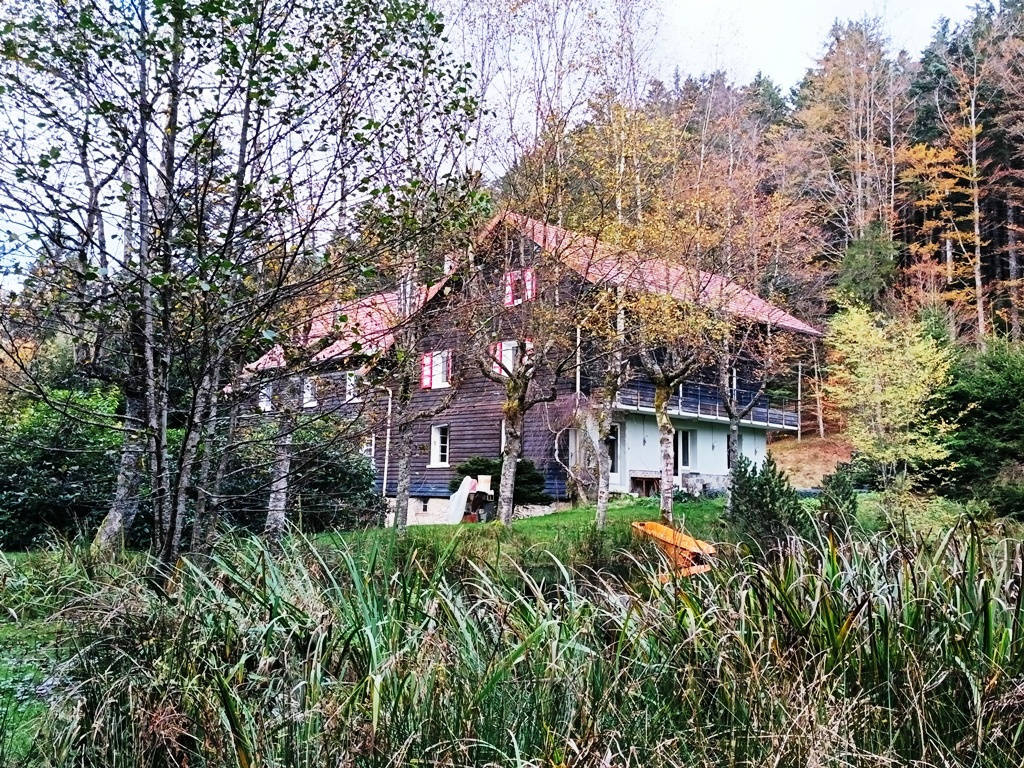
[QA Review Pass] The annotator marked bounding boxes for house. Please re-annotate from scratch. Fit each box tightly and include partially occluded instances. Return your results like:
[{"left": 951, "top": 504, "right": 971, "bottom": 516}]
[{"left": 243, "top": 211, "right": 820, "bottom": 525}]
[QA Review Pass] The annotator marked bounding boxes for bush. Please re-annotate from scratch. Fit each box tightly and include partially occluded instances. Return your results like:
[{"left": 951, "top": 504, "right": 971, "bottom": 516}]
[
  {"left": 219, "top": 416, "right": 383, "bottom": 533},
  {"left": 939, "top": 341, "right": 1024, "bottom": 500},
  {"left": 448, "top": 455, "right": 552, "bottom": 505},
  {"left": 0, "top": 389, "right": 122, "bottom": 550},
  {"left": 818, "top": 463, "right": 858, "bottom": 537},
  {"left": 727, "top": 454, "right": 803, "bottom": 544}
]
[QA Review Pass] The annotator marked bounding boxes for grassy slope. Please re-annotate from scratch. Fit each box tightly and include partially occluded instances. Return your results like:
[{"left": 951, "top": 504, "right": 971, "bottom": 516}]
[
  {"left": 314, "top": 496, "right": 725, "bottom": 577},
  {"left": 769, "top": 435, "right": 853, "bottom": 488}
]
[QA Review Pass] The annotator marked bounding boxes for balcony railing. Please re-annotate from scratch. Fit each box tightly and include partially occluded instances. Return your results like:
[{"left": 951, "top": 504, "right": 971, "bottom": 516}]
[{"left": 614, "top": 379, "right": 799, "bottom": 430}]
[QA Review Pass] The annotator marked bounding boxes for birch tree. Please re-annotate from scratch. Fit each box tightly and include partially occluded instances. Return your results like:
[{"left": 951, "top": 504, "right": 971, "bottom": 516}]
[{"left": 0, "top": 0, "right": 477, "bottom": 565}]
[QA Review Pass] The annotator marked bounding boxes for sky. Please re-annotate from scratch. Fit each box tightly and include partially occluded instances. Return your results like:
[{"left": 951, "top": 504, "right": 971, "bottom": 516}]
[{"left": 650, "top": 0, "right": 978, "bottom": 90}]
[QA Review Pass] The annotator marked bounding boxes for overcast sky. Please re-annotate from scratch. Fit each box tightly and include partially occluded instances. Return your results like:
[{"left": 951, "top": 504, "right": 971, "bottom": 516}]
[{"left": 650, "top": 0, "right": 978, "bottom": 90}]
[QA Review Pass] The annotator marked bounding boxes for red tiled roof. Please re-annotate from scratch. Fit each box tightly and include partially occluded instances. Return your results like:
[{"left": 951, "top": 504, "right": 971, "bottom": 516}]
[
  {"left": 485, "top": 211, "right": 821, "bottom": 337},
  {"left": 243, "top": 209, "right": 818, "bottom": 380},
  {"left": 243, "top": 280, "right": 449, "bottom": 375}
]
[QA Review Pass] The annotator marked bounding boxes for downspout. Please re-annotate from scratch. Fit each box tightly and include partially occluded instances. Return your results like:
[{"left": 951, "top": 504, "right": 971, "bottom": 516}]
[
  {"left": 379, "top": 386, "right": 393, "bottom": 499},
  {"left": 574, "top": 325, "right": 581, "bottom": 395}
]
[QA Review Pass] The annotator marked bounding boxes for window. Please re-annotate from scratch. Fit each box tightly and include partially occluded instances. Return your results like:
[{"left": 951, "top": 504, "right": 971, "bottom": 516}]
[
  {"left": 258, "top": 382, "right": 273, "bottom": 412},
  {"left": 490, "top": 339, "right": 534, "bottom": 376},
  {"left": 420, "top": 350, "right": 452, "bottom": 389},
  {"left": 502, "top": 268, "right": 537, "bottom": 306},
  {"left": 605, "top": 423, "right": 620, "bottom": 475},
  {"left": 673, "top": 429, "right": 693, "bottom": 475},
  {"left": 301, "top": 377, "right": 318, "bottom": 409},
  {"left": 429, "top": 424, "right": 450, "bottom": 467},
  {"left": 344, "top": 371, "right": 362, "bottom": 402},
  {"left": 361, "top": 433, "right": 375, "bottom": 459}
]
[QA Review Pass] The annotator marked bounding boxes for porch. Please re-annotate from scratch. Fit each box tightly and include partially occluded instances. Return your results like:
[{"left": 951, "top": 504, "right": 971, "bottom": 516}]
[{"left": 615, "top": 379, "right": 799, "bottom": 431}]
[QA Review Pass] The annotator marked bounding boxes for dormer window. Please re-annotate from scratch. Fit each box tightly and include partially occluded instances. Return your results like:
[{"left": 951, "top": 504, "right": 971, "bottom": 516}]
[
  {"left": 490, "top": 339, "right": 534, "bottom": 376},
  {"left": 502, "top": 268, "right": 537, "bottom": 307},
  {"left": 420, "top": 350, "right": 452, "bottom": 389}
]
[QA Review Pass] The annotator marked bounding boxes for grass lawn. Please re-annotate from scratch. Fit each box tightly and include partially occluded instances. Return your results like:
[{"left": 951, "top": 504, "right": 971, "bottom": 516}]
[
  {"left": 0, "top": 621, "right": 53, "bottom": 763},
  {"left": 313, "top": 495, "right": 726, "bottom": 577}
]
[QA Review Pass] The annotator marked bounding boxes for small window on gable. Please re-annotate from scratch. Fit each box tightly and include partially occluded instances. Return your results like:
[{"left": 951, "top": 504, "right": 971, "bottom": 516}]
[
  {"left": 490, "top": 339, "right": 534, "bottom": 377},
  {"left": 302, "top": 377, "right": 318, "bottom": 409},
  {"left": 258, "top": 382, "right": 273, "bottom": 412},
  {"left": 420, "top": 350, "right": 452, "bottom": 389},
  {"left": 345, "top": 371, "right": 362, "bottom": 402},
  {"left": 502, "top": 268, "right": 537, "bottom": 307},
  {"left": 429, "top": 424, "right": 450, "bottom": 467}
]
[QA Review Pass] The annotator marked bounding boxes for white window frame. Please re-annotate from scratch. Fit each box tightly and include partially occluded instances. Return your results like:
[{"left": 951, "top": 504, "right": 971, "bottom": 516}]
[
  {"left": 502, "top": 268, "right": 537, "bottom": 307},
  {"left": 491, "top": 339, "right": 534, "bottom": 377},
  {"left": 301, "top": 377, "right": 318, "bottom": 409},
  {"left": 421, "top": 350, "right": 452, "bottom": 389},
  {"left": 428, "top": 424, "right": 450, "bottom": 468},
  {"left": 431, "top": 350, "right": 451, "bottom": 389},
  {"left": 499, "top": 419, "right": 506, "bottom": 452},
  {"left": 606, "top": 423, "right": 621, "bottom": 481},
  {"left": 258, "top": 382, "right": 273, "bottom": 412},
  {"left": 674, "top": 429, "right": 693, "bottom": 476},
  {"left": 344, "top": 371, "right": 363, "bottom": 402}
]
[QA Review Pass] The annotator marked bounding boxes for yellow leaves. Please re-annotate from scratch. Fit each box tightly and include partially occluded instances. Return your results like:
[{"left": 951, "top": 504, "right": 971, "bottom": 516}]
[
  {"left": 826, "top": 305, "right": 954, "bottom": 474},
  {"left": 630, "top": 292, "right": 724, "bottom": 350}
]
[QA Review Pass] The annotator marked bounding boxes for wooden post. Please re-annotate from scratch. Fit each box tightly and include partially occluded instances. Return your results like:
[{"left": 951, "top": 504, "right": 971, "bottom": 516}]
[
  {"left": 797, "top": 360, "right": 803, "bottom": 441},
  {"left": 812, "top": 340, "right": 825, "bottom": 439}
]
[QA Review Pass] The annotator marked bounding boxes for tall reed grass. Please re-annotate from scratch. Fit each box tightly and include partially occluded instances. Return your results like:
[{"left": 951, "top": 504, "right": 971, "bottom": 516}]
[{"left": 14, "top": 524, "right": 1024, "bottom": 767}]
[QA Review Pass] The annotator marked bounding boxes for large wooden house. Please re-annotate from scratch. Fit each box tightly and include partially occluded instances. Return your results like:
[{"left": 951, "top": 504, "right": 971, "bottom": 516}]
[{"left": 245, "top": 212, "right": 820, "bottom": 524}]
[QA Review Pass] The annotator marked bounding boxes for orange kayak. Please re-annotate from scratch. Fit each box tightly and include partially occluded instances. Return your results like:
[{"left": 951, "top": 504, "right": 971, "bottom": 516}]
[{"left": 631, "top": 521, "right": 715, "bottom": 577}]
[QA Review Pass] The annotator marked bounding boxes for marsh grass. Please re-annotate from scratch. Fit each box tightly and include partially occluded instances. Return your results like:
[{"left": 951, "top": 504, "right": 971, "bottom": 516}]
[{"left": 5, "top": 516, "right": 1021, "bottom": 768}]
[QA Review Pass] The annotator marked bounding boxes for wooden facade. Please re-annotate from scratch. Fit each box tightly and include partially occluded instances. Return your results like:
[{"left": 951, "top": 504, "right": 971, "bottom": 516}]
[{"left": 246, "top": 213, "right": 812, "bottom": 507}]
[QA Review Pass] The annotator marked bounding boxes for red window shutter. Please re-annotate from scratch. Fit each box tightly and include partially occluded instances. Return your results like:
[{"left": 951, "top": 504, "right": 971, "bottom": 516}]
[
  {"left": 420, "top": 352, "right": 432, "bottom": 388},
  {"left": 445, "top": 350, "right": 453, "bottom": 381},
  {"left": 502, "top": 271, "right": 515, "bottom": 306},
  {"left": 524, "top": 268, "right": 536, "bottom": 301}
]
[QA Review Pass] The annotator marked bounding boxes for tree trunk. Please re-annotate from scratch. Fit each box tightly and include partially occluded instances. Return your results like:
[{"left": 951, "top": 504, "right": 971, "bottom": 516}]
[
  {"left": 1010, "top": 206, "right": 1020, "bottom": 341},
  {"left": 264, "top": 414, "right": 293, "bottom": 544},
  {"left": 160, "top": 367, "right": 213, "bottom": 565},
  {"left": 653, "top": 383, "right": 674, "bottom": 525},
  {"left": 812, "top": 340, "right": 825, "bottom": 439},
  {"left": 194, "top": 403, "right": 238, "bottom": 553},
  {"left": 497, "top": 407, "right": 525, "bottom": 525},
  {"left": 92, "top": 394, "right": 145, "bottom": 554},
  {"left": 582, "top": 402, "right": 611, "bottom": 530},
  {"left": 970, "top": 123, "right": 987, "bottom": 346},
  {"left": 393, "top": 427, "right": 412, "bottom": 533},
  {"left": 724, "top": 421, "right": 740, "bottom": 515}
]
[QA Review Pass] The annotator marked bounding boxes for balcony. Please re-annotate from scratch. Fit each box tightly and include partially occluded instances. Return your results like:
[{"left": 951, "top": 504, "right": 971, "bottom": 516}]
[{"left": 614, "top": 378, "right": 799, "bottom": 430}]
